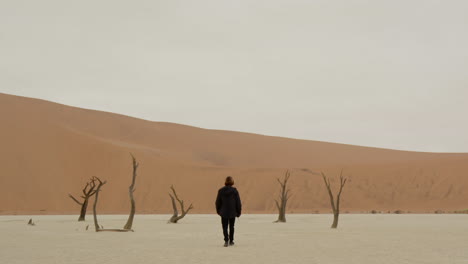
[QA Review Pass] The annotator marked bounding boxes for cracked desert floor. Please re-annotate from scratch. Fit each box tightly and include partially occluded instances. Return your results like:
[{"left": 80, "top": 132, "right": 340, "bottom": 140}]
[{"left": 1, "top": 214, "right": 467, "bottom": 264}]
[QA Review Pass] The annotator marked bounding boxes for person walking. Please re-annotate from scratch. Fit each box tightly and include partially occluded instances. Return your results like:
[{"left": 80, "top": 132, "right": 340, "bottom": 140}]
[{"left": 215, "top": 176, "right": 242, "bottom": 247}]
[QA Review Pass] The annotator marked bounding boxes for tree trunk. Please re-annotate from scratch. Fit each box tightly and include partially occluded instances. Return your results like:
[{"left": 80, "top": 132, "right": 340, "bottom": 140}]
[
  {"left": 331, "top": 212, "right": 339, "bottom": 228},
  {"left": 78, "top": 199, "right": 88, "bottom": 221},
  {"left": 275, "top": 170, "right": 291, "bottom": 223},
  {"left": 124, "top": 197, "right": 135, "bottom": 229},
  {"left": 93, "top": 183, "right": 103, "bottom": 232},
  {"left": 169, "top": 193, "right": 179, "bottom": 223},
  {"left": 123, "top": 155, "right": 138, "bottom": 230},
  {"left": 277, "top": 210, "right": 286, "bottom": 222}
]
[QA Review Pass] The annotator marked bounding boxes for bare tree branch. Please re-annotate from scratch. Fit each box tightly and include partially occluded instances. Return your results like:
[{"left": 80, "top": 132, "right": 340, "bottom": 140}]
[
  {"left": 275, "top": 200, "right": 281, "bottom": 211},
  {"left": 168, "top": 185, "right": 193, "bottom": 223},
  {"left": 169, "top": 193, "right": 178, "bottom": 217},
  {"left": 69, "top": 177, "right": 102, "bottom": 221},
  {"left": 68, "top": 194, "right": 83, "bottom": 205}
]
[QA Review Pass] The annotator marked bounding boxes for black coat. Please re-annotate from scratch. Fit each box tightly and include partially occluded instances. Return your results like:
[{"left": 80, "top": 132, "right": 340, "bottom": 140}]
[{"left": 215, "top": 186, "right": 242, "bottom": 218}]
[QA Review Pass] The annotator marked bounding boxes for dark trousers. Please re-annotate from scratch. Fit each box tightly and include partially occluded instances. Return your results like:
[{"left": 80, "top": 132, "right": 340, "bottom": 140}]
[{"left": 221, "top": 217, "right": 236, "bottom": 242}]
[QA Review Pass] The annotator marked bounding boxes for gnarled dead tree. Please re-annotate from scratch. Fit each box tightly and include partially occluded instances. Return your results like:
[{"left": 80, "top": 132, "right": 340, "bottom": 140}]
[
  {"left": 68, "top": 177, "right": 99, "bottom": 221},
  {"left": 321, "top": 170, "right": 347, "bottom": 228},
  {"left": 274, "top": 170, "right": 291, "bottom": 223},
  {"left": 123, "top": 155, "right": 138, "bottom": 230},
  {"left": 92, "top": 177, "right": 134, "bottom": 232},
  {"left": 92, "top": 156, "right": 139, "bottom": 232},
  {"left": 168, "top": 185, "right": 193, "bottom": 223},
  {"left": 92, "top": 177, "right": 107, "bottom": 232}
]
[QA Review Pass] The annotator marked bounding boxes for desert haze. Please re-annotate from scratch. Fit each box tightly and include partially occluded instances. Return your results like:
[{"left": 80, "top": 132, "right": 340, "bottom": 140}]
[{"left": 1, "top": 92, "right": 467, "bottom": 215}]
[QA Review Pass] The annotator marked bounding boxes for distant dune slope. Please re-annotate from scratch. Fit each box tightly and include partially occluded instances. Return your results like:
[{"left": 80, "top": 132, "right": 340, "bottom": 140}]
[{"left": 0, "top": 92, "right": 467, "bottom": 214}]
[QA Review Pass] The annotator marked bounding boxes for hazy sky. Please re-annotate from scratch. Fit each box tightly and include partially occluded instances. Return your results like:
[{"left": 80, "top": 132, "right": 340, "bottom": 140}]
[{"left": 1, "top": 0, "right": 467, "bottom": 152}]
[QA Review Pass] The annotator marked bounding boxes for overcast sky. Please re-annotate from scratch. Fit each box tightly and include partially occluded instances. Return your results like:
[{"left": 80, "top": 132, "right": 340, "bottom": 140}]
[{"left": 1, "top": 0, "right": 467, "bottom": 152}]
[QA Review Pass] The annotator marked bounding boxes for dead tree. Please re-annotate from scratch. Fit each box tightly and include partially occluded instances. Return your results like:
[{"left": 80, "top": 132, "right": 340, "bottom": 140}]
[
  {"left": 274, "top": 170, "right": 291, "bottom": 223},
  {"left": 68, "top": 177, "right": 99, "bottom": 221},
  {"left": 321, "top": 170, "right": 347, "bottom": 228},
  {"left": 123, "top": 155, "right": 138, "bottom": 230},
  {"left": 92, "top": 177, "right": 133, "bottom": 232},
  {"left": 92, "top": 177, "right": 107, "bottom": 232},
  {"left": 168, "top": 185, "right": 193, "bottom": 223}
]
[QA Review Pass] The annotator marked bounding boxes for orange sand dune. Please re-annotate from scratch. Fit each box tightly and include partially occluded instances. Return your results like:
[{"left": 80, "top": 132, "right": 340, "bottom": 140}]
[{"left": 0, "top": 92, "right": 467, "bottom": 215}]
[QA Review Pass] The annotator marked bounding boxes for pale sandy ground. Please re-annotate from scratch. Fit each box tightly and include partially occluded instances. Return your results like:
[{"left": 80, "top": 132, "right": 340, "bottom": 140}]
[{"left": 1, "top": 214, "right": 467, "bottom": 264}]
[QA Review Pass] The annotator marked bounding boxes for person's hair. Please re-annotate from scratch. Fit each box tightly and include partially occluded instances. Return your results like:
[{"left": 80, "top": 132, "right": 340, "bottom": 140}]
[{"left": 225, "top": 176, "right": 234, "bottom": 186}]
